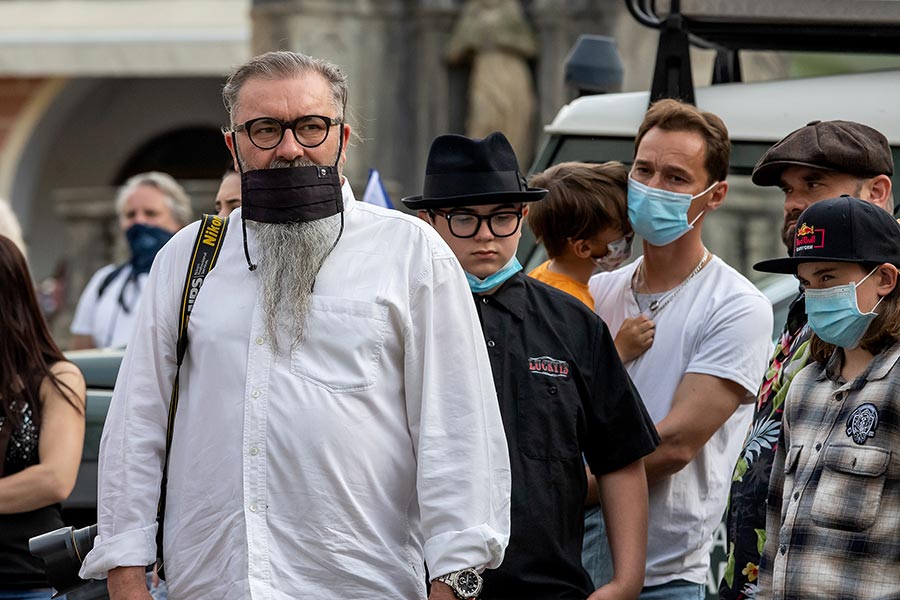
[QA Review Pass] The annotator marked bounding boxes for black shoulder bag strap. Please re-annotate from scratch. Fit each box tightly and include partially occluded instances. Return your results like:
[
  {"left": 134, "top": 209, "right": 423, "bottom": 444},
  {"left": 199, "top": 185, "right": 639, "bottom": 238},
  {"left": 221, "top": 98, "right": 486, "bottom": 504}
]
[{"left": 155, "top": 214, "right": 228, "bottom": 579}]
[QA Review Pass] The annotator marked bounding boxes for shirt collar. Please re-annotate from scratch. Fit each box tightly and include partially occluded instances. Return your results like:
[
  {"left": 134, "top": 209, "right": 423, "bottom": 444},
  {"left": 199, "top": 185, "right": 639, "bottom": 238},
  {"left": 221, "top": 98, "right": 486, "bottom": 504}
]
[
  {"left": 341, "top": 178, "right": 357, "bottom": 216},
  {"left": 479, "top": 271, "right": 527, "bottom": 320},
  {"left": 821, "top": 338, "right": 900, "bottom": 385}
]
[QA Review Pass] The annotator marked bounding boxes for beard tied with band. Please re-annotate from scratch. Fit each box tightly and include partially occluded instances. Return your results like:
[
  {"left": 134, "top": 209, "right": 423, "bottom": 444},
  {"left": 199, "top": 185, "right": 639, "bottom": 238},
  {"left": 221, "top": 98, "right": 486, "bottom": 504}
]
[{"left": 247, "top": 157, "right": 341, "bottom": 351}]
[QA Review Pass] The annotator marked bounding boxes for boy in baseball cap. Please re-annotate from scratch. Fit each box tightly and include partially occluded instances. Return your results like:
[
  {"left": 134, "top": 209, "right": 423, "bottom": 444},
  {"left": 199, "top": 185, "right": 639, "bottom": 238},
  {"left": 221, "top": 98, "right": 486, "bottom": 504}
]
[
  {"left": 721, "top": 120, "right": 895, "bottom": 600},
  {"left": 753, "top": 195, "right": 900, "bottom": 599}
]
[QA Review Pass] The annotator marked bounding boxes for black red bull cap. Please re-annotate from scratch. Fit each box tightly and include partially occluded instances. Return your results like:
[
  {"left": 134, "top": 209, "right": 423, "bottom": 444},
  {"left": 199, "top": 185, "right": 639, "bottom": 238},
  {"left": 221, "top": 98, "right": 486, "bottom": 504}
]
[{"left": 754, "top": 195, "right": 900, "bottom": 274}]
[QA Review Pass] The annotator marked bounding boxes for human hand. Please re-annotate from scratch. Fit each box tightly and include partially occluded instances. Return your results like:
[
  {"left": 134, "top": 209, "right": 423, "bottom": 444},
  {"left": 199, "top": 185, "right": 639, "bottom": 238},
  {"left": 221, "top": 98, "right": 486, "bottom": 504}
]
[
  {"left": 585, "top": 579, "right": 639, "bottom": 600},
  {"left": 107, "top": 565, "right": 152, "bottom": 600},
  {"left": 429, "top": 580, "right": 466, "bottom": 600},
  {"left": 614, "top": 315, "right": 655, "bottom": 362}
]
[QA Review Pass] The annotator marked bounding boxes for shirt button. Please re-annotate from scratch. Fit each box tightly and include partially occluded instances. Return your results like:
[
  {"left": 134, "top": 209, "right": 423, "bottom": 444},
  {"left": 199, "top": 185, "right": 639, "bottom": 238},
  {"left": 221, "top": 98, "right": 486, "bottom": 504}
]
[
  {"left": 779, "top": 544, "right": 787, "bottom": 555},
  {"left": 793, "top": 491, "right": 800, "bottom": 500},
  {"left": 482, "top": 297, "right": 489, "bottom": 304},
  {"left": 249, "top": 447, "right": 259, "bottom": 456},
  {"left": 549, "top": 386, "right": 558, "bottom": 395},
  {"left": 487, "top": 340, "right": 496, "bottom": 348},
  {"left": 815, "top": 442, "right": 822, "bottom": 451},
  {"left": 249, "top": 504, "right": 258, "bottom": 513},
  {"left": 251, "top": 390, "right": 261, "bottom": 398},
  {"left": 255, "top": 337, "right": 264, "bottom": 345}
]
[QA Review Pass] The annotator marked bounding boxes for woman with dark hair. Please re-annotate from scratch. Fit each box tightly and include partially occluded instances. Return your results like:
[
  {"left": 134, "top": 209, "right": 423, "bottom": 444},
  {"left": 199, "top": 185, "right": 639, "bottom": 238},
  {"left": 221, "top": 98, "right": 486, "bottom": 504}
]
[{"left": 0, "top": 235, "right": 86, "bottom": 599}]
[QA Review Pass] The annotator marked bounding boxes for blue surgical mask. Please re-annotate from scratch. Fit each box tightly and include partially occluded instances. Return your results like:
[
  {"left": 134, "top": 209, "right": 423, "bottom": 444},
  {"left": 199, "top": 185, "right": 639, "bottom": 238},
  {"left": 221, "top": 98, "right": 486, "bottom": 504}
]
[
  {"left": 593, "top": 234, "right": 634, "bottom": 272},
  {"left": 125, "top": 223, "right": 174, "bottom": 274},
  {"left": 805, "top": 266, "right": 883, "bottom": 349},
  {"left": 627, "top": 177, "right": 718, "bottom": 246},
  {"left": 466, "top": 256, "right": 523, "bottom": 293}
]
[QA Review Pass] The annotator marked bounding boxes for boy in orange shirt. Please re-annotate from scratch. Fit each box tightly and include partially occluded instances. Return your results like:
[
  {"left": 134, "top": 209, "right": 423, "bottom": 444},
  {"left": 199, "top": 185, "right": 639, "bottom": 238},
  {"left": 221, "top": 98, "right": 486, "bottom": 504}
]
[{"left": 528, "top": 161, "right": 653, "bottom": 363}]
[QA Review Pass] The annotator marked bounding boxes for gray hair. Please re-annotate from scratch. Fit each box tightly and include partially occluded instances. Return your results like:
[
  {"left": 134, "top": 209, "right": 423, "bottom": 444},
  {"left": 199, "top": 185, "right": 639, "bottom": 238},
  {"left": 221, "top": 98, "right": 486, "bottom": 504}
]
[
  {"left": 115, "top": 171, "right": 193, "bottom": 226},
  {"left": 222, "top": 51, "right": 349, "bottom": 128}
]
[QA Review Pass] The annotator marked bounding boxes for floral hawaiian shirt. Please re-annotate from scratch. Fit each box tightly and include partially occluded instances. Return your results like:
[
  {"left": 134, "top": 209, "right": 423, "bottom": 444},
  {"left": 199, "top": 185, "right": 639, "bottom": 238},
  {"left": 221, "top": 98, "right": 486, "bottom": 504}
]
[{"left": 719, "top": 291, "right": 810, "bottom": 600}]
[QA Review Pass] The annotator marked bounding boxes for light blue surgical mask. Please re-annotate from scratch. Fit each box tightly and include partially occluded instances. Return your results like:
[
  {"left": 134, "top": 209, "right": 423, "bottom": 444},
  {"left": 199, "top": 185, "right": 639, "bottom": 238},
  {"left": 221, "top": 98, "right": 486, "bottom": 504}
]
[
  {"left": 805, "top": 266, "right": 883, "bottom": 349},
  {"left": 466, "top": 256, "right": 522, "bottom": 293},
  {"left": 627, "top": 176, "right": 718, "bottom": 246}
]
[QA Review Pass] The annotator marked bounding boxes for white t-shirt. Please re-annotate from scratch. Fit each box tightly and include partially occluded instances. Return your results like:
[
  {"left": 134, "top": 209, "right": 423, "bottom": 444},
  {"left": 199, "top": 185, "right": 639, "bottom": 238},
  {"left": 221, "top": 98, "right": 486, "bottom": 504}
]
[
  {"left": 589, "top": 255, "right": 772, "bottom": 587},
  {"left": 71, "top": 263, "right": 146, "bottom": 348}
]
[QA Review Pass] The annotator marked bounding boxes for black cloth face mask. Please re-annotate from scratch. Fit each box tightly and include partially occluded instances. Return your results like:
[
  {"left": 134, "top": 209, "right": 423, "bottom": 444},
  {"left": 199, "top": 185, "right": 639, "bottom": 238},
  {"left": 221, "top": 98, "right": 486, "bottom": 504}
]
[
  {"left": 234, "top": 130, "right": 344, "bottom": 225},
  {"left": 231, "top": 127, "right": 346, "bottom": 270}
]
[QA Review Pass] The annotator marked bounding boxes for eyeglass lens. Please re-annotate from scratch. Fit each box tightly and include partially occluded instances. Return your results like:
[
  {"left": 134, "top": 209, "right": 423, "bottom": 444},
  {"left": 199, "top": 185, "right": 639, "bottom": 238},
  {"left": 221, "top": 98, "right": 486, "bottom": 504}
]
[
  {"left": 248, "top": 116, "right": 332, "bottom": 149},
  {"left": 447, "top": 212, "right": 522, "bottom": 238}
]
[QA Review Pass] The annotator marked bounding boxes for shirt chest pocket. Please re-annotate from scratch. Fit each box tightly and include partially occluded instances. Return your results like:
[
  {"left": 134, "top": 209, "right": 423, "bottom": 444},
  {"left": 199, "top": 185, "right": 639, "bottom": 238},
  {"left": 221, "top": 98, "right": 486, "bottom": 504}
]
[
  {"left": 290, "top": 298, "right": 389, "bottom": 393},
  {"left": 517, "top": 379, "right": 580, "bottom": 461},
  {"left": 811, "top": 443, "right": 890, "bottom": 532}
]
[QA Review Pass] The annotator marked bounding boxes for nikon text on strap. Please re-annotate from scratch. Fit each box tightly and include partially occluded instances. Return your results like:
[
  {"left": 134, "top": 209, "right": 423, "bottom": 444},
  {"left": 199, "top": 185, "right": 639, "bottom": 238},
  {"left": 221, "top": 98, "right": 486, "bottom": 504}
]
[{"left": 155, "top": 213, "right": 228, "bottom": 579}]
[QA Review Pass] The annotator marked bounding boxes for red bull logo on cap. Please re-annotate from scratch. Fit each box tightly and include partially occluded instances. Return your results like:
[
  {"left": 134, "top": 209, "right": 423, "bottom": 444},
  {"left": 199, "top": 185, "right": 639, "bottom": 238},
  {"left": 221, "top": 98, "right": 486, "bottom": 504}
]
[{"left": 795, "top": 222, "right": 825, "bottom": 253}]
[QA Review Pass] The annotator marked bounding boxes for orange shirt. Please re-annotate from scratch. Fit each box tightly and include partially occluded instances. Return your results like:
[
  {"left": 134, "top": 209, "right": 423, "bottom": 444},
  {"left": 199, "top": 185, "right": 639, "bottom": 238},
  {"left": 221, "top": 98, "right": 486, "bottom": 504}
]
[{"left": 528, "top": 260, "right": 594, "bottom": 308}]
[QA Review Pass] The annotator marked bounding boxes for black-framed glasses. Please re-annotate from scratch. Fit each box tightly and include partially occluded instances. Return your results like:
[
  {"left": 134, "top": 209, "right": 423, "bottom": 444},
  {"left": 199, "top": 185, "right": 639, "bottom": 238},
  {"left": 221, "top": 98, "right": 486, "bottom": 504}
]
[
  {"left": 233, "top": 115, "right": 341, "bottom": 150},
  {"left": 430, "top": 209, "right": 524, "bottom": 238}
]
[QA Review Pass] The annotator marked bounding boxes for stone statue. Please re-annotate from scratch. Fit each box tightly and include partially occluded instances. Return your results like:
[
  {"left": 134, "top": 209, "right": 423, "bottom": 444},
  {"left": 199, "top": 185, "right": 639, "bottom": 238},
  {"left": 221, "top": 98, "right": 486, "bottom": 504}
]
[{"left": 447, "top": 0, "right": 538, "bottom": 168}]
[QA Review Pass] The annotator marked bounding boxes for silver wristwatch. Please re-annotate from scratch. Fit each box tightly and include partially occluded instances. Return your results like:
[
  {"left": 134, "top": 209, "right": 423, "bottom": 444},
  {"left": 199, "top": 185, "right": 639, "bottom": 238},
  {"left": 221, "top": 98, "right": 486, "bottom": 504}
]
[{"left": 434, "top": 568, "right": 483, "bottom": 599}]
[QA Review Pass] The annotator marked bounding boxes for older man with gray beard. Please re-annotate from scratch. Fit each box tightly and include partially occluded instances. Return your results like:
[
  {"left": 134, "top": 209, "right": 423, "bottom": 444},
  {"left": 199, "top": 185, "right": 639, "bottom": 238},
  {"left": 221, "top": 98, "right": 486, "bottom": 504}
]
[{"left": 81, "top": 51, "right": 511, "bottom": 600}]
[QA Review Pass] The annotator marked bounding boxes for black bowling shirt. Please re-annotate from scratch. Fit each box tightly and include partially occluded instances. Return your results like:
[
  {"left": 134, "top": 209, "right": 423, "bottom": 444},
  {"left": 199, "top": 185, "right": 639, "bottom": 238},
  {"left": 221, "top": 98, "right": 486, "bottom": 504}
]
[{"left": 477, "top": 272, "right": 659, "bottom": 600}]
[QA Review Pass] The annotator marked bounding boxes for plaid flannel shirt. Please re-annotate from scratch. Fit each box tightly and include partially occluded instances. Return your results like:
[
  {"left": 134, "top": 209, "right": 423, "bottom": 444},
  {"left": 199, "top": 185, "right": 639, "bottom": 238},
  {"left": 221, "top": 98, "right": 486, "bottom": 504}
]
[{"left": 758, "top": 340, "right": 900, "bottom": 599}]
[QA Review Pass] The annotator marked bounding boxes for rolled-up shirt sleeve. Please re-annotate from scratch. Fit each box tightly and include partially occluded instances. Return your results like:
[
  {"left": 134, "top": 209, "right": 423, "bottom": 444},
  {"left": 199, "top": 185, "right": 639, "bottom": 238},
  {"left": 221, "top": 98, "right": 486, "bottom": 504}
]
[
  {"left": 403, "top": 252, "right": 511, "bottom": 578},
  {"left": 80, "top": 225, "right": 192, "bottom": 579}
]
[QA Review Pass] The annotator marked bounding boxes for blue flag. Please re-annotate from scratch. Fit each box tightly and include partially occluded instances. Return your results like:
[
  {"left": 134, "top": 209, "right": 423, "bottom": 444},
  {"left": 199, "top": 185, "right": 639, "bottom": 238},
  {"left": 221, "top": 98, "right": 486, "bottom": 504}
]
[{"left": 362, "top": 169, "right": 393, "bottom": 209}]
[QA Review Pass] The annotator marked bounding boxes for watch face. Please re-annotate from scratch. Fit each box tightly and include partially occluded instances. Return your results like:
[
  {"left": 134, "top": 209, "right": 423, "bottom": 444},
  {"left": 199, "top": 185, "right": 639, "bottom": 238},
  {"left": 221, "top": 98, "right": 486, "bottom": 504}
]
[{"left": 456, "top": 570, "right": 481, "bottom": 596}]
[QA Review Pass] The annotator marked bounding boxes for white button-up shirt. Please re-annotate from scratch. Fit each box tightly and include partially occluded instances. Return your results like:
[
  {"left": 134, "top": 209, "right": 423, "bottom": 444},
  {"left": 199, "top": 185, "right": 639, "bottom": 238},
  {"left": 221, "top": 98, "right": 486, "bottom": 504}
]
[{"left": 81, "top": 184, "right": 511, "bottom": 599}]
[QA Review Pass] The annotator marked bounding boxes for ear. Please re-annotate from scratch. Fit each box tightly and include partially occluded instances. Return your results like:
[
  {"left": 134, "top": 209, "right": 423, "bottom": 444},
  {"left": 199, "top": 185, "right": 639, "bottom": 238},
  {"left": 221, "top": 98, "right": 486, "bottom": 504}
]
[
  {"left": 417, "top": 210, "right": 432, "bottom": 224},
  {"left": 866, "top": 174, "right": 893, "bottom": 211},
  {"left": 521, "top": 205, "right": 529, "bottom": 218},
  {"left": 224, "top": 131, "right": 240, "bottom": 172},
  {"left": 705, "top": 180, "right": 728, "bottom": 212},
  {"left": 339, "top": 123, "right": 351, "bottom": 167},
  {"left": 569, "top": 238, "right": 592, "bottom": 259},
  {"left": 876, "top": 263, "right": 898, "bottom": 297}
]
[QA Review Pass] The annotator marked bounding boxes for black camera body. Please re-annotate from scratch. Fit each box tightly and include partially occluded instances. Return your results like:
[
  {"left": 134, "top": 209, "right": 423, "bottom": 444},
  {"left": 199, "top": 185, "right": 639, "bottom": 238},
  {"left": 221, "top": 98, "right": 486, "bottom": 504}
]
[{"left": 29, "top": 524, "right": 108, "bottom": 599}]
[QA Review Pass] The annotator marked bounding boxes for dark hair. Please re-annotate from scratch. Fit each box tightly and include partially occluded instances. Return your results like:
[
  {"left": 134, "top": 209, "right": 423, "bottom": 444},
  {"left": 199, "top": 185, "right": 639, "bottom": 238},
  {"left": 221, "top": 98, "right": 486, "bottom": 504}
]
[
  {"left": 0, "top": 236, "right": 79, "bottom": 452},
  {"left": 635, "top": 98, "right": 731, "bottom": 184},
  {"left": 810, "top": 262, "right": 900, "bottom": 364},
  {"left": 527, "top": 161, "right": 630, "bottom": 258}
]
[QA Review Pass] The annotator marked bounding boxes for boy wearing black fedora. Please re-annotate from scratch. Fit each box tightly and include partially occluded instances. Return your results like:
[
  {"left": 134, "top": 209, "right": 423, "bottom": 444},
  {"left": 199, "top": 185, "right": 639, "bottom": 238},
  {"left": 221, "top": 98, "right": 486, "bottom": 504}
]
[
  {"left": 753, "top": 196, "right": 900, "bottom": 599},
  {"left": 403, "top": 131, "right": 659, "bottom": 600}
]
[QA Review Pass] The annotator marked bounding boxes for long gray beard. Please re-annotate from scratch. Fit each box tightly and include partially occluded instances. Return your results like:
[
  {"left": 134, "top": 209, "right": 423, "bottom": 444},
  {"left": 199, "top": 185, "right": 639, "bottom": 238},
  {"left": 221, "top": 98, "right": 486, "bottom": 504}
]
[
  {"left": 249, "top": 156, "right": 341, "bottom": 352},
  {"left": 250, "top": 216, "right": 340, "bottom": 351}
]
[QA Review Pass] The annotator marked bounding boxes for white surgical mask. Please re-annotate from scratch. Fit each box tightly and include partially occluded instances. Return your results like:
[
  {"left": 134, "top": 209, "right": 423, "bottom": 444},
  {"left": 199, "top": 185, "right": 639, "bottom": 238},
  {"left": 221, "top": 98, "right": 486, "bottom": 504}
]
[{"left": 592, "top": 234, "right": 634, "bottom": 272}]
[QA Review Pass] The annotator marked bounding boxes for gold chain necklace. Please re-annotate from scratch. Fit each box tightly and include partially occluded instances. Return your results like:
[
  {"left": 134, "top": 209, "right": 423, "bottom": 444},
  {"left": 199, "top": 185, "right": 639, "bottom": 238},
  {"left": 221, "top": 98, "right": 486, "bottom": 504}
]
[{"left": 632, "top": 249, "right": 710, "bottom": 314}]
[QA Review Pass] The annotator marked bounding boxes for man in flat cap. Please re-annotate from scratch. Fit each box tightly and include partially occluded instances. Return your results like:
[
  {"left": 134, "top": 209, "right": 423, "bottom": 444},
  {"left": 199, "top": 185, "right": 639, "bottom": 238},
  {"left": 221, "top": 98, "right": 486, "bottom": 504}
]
[
  {"left": 720, "top": 119, "right": 894, "bottom": 600},
  {"left": 404, "top": 131, "right": 658, "bottom": 600}
]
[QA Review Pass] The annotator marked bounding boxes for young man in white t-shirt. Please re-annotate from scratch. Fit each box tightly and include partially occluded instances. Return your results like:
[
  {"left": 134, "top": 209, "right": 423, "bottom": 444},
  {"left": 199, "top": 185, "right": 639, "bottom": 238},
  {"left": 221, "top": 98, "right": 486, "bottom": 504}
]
[{"left": 588, "top": 99, "right": 773, "bottom": 599}]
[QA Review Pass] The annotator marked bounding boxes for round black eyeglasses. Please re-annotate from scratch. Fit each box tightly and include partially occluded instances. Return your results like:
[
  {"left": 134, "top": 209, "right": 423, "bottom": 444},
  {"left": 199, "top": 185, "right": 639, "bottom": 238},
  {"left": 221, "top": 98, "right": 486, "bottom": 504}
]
[
  {"left": 430, "top": 210, "right": 524, "bottom": 238},
  {"left": 233, "top": 115, "right": 341, "bottom": 150}
]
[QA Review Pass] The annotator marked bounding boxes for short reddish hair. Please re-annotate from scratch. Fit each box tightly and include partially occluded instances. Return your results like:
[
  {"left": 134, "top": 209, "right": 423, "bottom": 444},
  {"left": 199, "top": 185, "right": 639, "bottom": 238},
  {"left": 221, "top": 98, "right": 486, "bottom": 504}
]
[{"left": 634, "top": 98, "right": 731, "bottom": 184}]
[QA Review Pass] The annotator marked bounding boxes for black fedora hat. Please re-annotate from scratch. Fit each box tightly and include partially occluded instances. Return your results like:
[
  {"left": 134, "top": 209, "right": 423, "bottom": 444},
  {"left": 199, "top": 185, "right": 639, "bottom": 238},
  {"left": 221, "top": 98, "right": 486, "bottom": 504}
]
[{"left": 401, "top": 132, "right": 547, "bottom": 210}]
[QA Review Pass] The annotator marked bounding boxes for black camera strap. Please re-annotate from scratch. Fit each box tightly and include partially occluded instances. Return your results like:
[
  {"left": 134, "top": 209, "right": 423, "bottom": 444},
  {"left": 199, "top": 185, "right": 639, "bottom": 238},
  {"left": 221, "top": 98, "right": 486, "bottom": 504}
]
[{"left": 155, "top": 213, "right": 228, "bottom": 579}]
